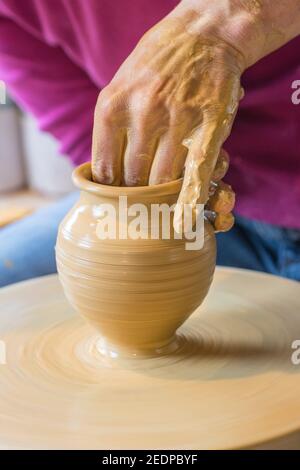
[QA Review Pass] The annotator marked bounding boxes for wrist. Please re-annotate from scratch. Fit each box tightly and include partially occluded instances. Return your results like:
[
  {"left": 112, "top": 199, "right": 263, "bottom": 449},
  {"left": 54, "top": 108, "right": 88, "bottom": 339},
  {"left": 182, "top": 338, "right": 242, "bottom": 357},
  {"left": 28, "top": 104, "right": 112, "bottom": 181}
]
[{"left": 173, "top": 0, "right": 300, "bottom": 68}]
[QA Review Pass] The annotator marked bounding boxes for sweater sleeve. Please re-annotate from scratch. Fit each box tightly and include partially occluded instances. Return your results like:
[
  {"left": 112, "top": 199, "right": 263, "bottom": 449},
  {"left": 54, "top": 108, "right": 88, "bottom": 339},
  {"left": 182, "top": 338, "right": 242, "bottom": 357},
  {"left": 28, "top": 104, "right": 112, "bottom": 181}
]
[{"left": 0, "top": 14, "right": 99, "bottom": 165}]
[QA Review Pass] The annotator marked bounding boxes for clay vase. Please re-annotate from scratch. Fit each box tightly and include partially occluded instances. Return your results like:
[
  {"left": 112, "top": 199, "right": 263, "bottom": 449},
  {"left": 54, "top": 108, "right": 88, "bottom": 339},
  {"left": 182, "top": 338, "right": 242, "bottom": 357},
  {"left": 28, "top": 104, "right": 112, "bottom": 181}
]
[{"left": 56, "top": 163, "right": 216, "bottom": 357}]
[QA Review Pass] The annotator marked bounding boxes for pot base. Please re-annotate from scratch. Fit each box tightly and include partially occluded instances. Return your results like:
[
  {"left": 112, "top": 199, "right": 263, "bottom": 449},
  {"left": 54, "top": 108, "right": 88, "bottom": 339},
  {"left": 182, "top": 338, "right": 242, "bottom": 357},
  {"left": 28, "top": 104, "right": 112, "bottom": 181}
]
[{"left": 95, "top": 335, "right": 181, "bottom": 359}]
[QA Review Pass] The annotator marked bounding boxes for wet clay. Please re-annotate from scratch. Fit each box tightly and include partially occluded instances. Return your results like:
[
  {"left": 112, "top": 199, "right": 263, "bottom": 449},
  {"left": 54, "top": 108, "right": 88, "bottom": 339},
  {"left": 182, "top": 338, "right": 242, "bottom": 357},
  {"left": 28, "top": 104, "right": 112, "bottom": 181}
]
[
  {"left": 92, "top": 14, "right": 244, "bottom": 233},
  {"left": 1, "top": 268, "right": 300, "bottom": 449},
  {"left": 92, "top": 1, "right": 300, "bottom": 233},
  {"left": 56, "top": 163, "right": 216, "bottom": 357}
]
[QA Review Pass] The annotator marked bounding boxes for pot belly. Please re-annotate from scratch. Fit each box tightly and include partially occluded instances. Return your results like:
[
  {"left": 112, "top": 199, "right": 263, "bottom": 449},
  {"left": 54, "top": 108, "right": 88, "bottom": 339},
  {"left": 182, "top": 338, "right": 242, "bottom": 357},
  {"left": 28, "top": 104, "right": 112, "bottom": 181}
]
[{"left": 56, "top": 216, "right": 216, "bottom": 356}]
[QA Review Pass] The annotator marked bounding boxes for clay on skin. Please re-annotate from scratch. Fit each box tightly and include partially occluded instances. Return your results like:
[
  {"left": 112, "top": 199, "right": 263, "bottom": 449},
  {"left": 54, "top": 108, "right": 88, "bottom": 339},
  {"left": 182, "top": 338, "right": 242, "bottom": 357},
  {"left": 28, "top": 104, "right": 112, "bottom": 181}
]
[
  {"left": 92, "top": 0, "right": 300, "bottom": 233},
  {"left": 92, "top": 14, "right": 243, "bottom": 233}
]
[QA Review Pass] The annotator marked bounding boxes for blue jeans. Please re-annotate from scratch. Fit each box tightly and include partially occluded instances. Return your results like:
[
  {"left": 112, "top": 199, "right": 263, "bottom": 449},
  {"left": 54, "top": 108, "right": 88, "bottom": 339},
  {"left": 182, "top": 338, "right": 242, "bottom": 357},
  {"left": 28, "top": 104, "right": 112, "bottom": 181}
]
[
  {"left": 0, "top": 192, "right": 79, "bottom": 287},
  {"left": 1, "top": 192, "right": 300, "bottom": 287},
  {"left": 217, "top": 215, "right": 300, "bottom": 281}
]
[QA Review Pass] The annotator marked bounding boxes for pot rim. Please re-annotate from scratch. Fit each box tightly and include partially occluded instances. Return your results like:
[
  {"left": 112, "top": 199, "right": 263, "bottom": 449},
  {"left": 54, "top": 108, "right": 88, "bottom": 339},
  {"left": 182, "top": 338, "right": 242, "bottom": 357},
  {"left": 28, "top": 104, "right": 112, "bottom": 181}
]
[{"left": 73, "top": 163, "right": 183, "bottom": 197}]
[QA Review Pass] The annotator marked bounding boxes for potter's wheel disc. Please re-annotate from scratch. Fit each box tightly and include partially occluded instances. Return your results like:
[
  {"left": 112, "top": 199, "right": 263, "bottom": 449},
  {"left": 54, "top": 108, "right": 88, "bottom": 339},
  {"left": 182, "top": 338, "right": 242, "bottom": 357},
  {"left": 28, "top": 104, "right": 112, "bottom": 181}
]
[{"left": 1, "top": 268, "right": 300, "bottom": 450}]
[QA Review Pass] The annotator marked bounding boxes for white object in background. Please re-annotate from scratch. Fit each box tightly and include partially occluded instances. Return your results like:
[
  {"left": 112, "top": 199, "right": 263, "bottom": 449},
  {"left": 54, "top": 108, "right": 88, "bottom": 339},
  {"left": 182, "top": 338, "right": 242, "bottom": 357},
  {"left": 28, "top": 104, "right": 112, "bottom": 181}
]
[
  {"left": 21, "top": 114, "right": 75, "bottom": 196},
  {"left": 0, "top": 103, "right": 25, "bottom": 192}
]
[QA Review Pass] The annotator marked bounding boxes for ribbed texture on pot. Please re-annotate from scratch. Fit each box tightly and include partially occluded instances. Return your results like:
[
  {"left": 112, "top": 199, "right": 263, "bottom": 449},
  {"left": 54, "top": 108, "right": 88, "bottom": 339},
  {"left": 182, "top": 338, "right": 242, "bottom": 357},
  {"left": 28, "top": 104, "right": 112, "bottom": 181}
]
[{"left": 56, "top": 165, "right": 216, "bottom": 355}]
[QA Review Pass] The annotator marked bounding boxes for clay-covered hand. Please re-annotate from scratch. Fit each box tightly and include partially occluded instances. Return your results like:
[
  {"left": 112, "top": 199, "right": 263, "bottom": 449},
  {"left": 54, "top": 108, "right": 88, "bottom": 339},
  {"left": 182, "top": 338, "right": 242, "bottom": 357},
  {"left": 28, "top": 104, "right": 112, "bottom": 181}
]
[
  {"left": 92, "top": 0, "right": 300, "bottom": 232},
  {"left": 207, "top": 149, "right": 235, "bottom": 232}
]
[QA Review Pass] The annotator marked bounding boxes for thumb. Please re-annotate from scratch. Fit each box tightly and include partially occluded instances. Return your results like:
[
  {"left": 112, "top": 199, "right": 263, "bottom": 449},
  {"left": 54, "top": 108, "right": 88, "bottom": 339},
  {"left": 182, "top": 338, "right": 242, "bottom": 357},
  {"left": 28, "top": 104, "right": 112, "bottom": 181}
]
[{"left": 174, "top": 116, "right": 227, "bottom": 234}]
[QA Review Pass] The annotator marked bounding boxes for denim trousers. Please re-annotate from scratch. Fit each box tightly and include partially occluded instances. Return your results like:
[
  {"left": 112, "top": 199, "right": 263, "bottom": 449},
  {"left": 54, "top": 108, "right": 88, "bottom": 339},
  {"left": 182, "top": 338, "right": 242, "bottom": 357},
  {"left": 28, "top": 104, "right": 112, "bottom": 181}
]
[{"left": 1, "top": 192, "right": 300, "bottom": 287}]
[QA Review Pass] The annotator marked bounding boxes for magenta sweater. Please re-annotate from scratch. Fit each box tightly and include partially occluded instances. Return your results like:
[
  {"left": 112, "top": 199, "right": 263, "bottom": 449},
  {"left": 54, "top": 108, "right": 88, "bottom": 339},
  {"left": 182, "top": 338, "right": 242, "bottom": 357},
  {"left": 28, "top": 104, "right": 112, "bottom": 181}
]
[{"left": 0, "top": 0, "right": 299, "bottom": 227}]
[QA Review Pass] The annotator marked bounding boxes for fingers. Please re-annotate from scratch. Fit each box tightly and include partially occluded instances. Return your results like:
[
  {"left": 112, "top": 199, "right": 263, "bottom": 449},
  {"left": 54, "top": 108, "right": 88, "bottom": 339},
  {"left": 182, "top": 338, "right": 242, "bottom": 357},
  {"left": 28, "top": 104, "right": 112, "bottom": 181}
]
[
  {"left": 208, "top": 148, "right": 229, "bottom": 197},
  {"left": 123, "top": 125, "right": 159, "bottom": 186},
  {"left": 149, "top": 131, "right": 188, "bottom": 185},
  {"left": 174, "top": 117, "right": 226, "bottom": 233},
  {"left": 214, "top": 213, "right": 235, "bottom": 232},
  {"left": 212, "top": 149, "right": 230, "bottom": 181},
  {"left": 207, "top": 179, "right": 235, "bottom": 233},
  {"left": 92, "top": 125, "right": 126, "bottom": 185},
  {"left": 207, "top": 149, "right": 235, "bottom": 232},
  {"left": 183, "top": 116, "right": 229, "bottom": 204},
  {"left": 91, "top": 92, "right": 125, "bottom": 185},
  {"left": 207, "top": 181, "right": 235, "bottom": 214}
]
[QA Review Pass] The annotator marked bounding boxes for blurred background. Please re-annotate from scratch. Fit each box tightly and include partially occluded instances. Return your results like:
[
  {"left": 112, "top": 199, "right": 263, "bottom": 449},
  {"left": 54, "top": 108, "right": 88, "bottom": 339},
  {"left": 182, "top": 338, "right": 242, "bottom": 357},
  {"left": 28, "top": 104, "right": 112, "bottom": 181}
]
[{"left": 0, "top": 86, "right": 74, "bottom": 228}]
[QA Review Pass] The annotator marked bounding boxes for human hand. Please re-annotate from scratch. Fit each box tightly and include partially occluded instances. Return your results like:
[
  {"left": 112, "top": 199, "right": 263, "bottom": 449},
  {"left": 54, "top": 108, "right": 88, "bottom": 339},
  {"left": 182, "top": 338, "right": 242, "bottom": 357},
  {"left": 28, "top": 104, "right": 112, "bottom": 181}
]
[{"left": 92, "top": 0, "right": 299, "bottom": 232}]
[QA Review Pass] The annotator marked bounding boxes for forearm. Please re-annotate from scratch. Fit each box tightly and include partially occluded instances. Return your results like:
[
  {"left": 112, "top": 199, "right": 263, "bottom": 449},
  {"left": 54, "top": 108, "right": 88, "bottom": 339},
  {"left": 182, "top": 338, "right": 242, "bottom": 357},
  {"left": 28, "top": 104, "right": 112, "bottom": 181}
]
[{"left": 173, "top": 0, "right": 300, "bottom": 67}]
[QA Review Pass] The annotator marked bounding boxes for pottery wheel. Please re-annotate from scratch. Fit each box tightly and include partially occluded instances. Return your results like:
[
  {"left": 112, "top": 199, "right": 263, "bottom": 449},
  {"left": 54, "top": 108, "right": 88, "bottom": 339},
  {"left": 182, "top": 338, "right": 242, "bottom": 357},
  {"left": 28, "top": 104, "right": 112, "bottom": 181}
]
[{"left": 1, "top": 267, "right": 300, "bottom": 450}]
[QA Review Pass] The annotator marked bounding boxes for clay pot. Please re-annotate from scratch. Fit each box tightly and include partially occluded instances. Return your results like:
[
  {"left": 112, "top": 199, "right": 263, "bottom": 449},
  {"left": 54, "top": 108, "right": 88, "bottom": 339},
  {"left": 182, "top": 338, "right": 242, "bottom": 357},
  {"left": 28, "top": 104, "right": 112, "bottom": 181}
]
[{"left": 56, "top": 163, "right": 216, "bottom": 357}]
